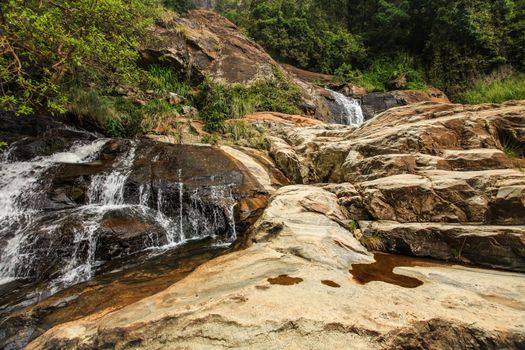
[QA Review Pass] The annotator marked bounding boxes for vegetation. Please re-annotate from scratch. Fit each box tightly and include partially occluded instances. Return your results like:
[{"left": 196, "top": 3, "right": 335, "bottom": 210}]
[
  {"left": 221, "top": 121, "right": 270, "bottom": 150},
  {"left": 0, "top": 141, "right": 8, "bottom": 152},
  {"left": 216, "top": 0, "right": 525, "bottom": 96},
  {"left": 459, "top": 73, "right": 525, "bottom": 105},
  {"left": 163, "top": 0, "right": 195, "bottom": 14},
  {"left": 1, "top": 0, "right": 524, "bottom": 138},
  {"left": 67, "top": 89, "right": 177, "bottom": 137},
  {"left": 0, "top": 0, "right": 159, "bottom": 116},
  {"left": 360, "top": 235, "right": 385, "bottom": 251},
  {"left": 195, "top": 69, "right": 301, "bottom": 131}
]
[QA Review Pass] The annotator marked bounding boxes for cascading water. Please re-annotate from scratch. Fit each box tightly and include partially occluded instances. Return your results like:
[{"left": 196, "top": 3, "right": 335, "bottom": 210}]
[
  {"left": 328, "top": 90, "right": 365, "bottom": 126},
  {"left": 0, "top": 138, "right": 239, "bottom": 294},
  {"left": 0, "top": 140, "right": 108, "bottom": 276}
]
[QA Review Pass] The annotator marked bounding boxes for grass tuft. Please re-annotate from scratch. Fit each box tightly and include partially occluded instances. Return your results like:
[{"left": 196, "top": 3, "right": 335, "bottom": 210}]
[{"left": 459, "top": 73, "right": 525, "bottom": 104}]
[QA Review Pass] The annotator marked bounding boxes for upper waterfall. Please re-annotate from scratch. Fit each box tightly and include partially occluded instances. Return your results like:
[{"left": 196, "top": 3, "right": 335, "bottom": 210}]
[{"left": 328, "top": 90, "right": 365, "bottom": 126}]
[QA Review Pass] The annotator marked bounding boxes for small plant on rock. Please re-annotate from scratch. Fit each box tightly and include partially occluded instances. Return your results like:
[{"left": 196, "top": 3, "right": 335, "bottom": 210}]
[{"left": 0, "top": 140, "right": 8, "bottom": 152}]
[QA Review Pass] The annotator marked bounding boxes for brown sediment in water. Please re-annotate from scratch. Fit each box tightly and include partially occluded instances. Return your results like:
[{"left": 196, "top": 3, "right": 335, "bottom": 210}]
[
  {"left": 268, "top": 275, "right": 304, "bottom": 286},
  {"left": 350, "top": 253, "right": 442, "bottom": 288},
  {"left": 321, "top": 280, "right": 341, "bottom": 288}
]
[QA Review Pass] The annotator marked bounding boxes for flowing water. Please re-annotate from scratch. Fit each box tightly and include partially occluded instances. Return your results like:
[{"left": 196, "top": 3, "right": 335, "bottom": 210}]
[
  {"left": 328, "top": 90, "right": 365, "bottom": 126},
  {"left": 0, "top": 139, "right": 239, "bottom": 295}
]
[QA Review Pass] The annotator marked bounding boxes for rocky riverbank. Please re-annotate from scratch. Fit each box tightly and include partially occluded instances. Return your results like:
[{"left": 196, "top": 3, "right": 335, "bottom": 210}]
[{"left": 14, "top": 100, "right": 525, "bottom": 349}]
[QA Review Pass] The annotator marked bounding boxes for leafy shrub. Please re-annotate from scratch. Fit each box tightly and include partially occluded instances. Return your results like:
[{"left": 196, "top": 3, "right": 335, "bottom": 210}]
[
  {"left": 196, "top": 68, "right": 301, "bottom": 131},
  {"left": 163, "top": 0, "right": 194, "bottom": 14},
  {"left": 145, "top": 65, "right": 192, "bottom": 97},
  {"left": 335, "top": 55, "right": 427, "bottom": 92},
  {"left": 0, "top": 140, "right": 9, "bottom": 152},
  {"left": 222, "top": 121, "right": 270, "bottom": 150},
  {"left": 68, "top": 89, "right": 177, "bottom": 137}
]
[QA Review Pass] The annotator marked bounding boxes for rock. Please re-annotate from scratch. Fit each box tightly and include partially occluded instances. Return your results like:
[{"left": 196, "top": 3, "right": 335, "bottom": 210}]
[
  {"left": 238, "top": 111, "right": 324, "bottom": 127},
  {"left": 142, "top": 10, "right": 278, "bottom": 86},
  {"left": 391, "top": 87, "right": 451, "bottom": 105},
  {"left": 360, "top": 221, "right": 525, "bottom": 272},
  {"left": 26, "top": 185, "right": 525, "bottom": 350},
  {"left": 167, "top": 92, "right": 184, "bottom": 105},
  {"left": 266, "top": 101, "right": 525, "bottom": 271},
  {"left": 361, "top": 92, "right": 405, "bottom": 120},
  {"left": 361, "top": 88, "right": 450, "bottom": 120},
  {"left": 0, "top": 112, "right": 100, "bottom": 160},
  {"left": 142, "top": 10, "right": 333, "bottom": 121}
]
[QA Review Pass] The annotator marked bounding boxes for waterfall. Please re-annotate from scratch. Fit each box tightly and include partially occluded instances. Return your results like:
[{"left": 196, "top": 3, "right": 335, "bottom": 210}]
[
  {"left": 328, "top": 90, "right": 364, "bottom": 126},
  {"left": 0, "top": 140, "right": 109, "bottom": 281},
  {"left": 0, "top": 139, "right": 239, "bottom": 293}
]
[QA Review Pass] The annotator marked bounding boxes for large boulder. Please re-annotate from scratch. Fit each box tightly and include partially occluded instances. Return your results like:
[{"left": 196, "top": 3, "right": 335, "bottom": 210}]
[{"left": 142, "top": 10, "right": 333, "bottom": 120}]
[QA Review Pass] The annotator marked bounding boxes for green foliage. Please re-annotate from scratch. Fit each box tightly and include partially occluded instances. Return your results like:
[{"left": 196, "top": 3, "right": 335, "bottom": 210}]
[
  {"left": 424, "top": 0, "right": 517, "bottom": 93},
  {"left": 163, "top": 0, "right": 194, "bottom": 14},
  {"left": 335, "top": 55, "right": 426, "bottom": 92},
  {"left": 217, "top": 0, "right": 525, "bottom": 98},
  {"left": 219, "top": 0, "right": 365, "bottom": 73},
  {"left": 0, "top": 0, "right": 159, "bottom": 115},
  {"left": 222, "top": 121, "right": 270, "bottom": 150},
  {"left": 196, "top": 69, "right": 301, "bottom": 131},
  {"left": 145, "top": 65, "right": 193, "bottom": 96},
  {"left": 0, "top": 140, "right": 9, "bottom": 152},
  {"left": 68, "top": 89, "right": 177, "bottom": 137},
  {"left": 459, "top": 73, "right": 525, "bottom": 104}
]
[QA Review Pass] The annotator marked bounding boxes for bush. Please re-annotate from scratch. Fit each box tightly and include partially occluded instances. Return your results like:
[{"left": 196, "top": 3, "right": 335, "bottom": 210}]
[
  {"left": 335, "top": 55, "right": 427, "bottom": 92},
  {"left": 0, "top": 0, "right": 159, "bottom": 115},
  {"left": 222, "top": 121, "right": 270, "bottom": 150},
  {"left": 196, "top": 68, "right": 301, "bottom": 131},
  {"left": 145, "top": 65, "right": 193, "bottom": 97},
  {"left": 163, "top": 0, "right": 194, "bottom": 14},
  {"left": 0, "top": 140, "right": 9, "bottom": 152},
  {"left": 459, "top": 73, "right": 525, "bottom": 104}
]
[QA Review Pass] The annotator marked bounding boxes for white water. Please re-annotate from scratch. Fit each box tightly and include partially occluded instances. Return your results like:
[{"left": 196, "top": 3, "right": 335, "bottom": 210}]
[
  {"left": 0, "top": 138, "right": 239, "bottom": 292},
  {"left": 329, "top": 90, "right": 364, "bottom": 126},
  {"left": 0, "top": 141, "right": 109, "bottom": 279}
]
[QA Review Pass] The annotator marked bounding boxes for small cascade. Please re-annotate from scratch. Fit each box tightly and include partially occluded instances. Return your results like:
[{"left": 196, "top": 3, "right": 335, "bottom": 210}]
[
  {"left": 0, "top": 140, "right": 109, "bottom": 280},
  {"left": 87, "top": 142, "right": 137, "bottom": 205},
  {"left": 0, "top": 138, "right": 240, "bottom": 294},
  {"left": 328, "top": 90, "right": 365, "bottom": 126}
]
